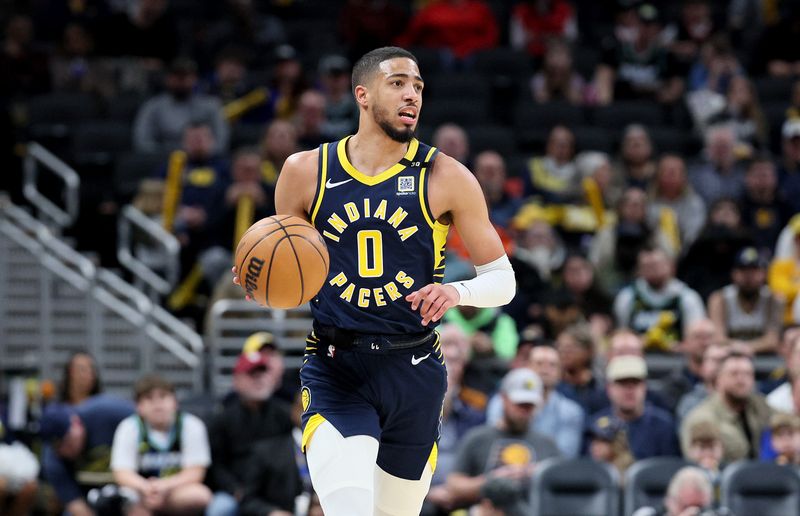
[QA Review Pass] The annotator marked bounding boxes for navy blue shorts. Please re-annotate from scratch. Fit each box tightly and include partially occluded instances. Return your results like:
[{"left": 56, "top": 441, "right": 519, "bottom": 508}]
[{"left": 299, "top": 330, "right": 448, "bottom": 481}]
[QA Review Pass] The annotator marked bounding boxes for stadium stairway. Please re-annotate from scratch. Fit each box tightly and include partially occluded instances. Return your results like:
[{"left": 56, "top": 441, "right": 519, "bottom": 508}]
[{"left": 0, "top": 193, "right": 203, "bottom": 396}]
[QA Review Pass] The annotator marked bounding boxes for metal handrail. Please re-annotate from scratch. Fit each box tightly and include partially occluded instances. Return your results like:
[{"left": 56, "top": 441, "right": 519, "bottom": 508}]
[
  {"left": 22, "top": 142, "right": 80, "bottom": 229},
  {"left": 117, "top": 205, "right": 180, "bottom": 296}
]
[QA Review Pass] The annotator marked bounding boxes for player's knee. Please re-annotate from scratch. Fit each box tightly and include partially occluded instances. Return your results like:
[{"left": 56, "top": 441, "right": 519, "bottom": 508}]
[
  {"left": 306, "top": 421, "right": 378, "bottom": 497},
  {"left": 373, "top": 464, "right": 433, "bottom": 516}
]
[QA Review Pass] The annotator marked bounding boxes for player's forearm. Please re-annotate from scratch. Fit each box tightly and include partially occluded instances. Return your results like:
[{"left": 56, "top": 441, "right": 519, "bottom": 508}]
[
  {"left": 445, "top": 472, "right": 487, "bottom": 504},
  {"left": 448, "top": 255, "right": 516, "bottom": 307}
]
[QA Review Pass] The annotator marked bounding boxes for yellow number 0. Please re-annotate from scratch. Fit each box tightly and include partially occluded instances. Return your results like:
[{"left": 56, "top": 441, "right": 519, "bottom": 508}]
[{"left": 357, "top": 230, "right": 383, "bottom": 278}]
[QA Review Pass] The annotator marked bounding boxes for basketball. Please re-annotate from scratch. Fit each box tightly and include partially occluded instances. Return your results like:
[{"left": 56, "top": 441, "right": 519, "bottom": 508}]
[{"left": 235, "top": 215, "right": 330, "bottom": 309}]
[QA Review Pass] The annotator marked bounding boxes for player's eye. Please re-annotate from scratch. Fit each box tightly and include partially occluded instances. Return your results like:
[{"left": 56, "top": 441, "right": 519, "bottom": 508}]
[
  {"left": 414, "top": 84, "right": 423, "bottom": 93},
  {"left": 393, "top": 80, "right": 403, "bottom": 87}
]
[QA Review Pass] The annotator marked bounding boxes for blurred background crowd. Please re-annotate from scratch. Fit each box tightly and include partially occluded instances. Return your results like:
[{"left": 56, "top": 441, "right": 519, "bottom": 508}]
[{"left": 5, "top": 0, "right": 800, "bottom": 515}]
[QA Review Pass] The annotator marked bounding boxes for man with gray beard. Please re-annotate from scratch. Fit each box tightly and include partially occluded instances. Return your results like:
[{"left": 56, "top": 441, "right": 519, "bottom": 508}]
[{"left": 206, "top": 349, "right": 293, "bottom": 516}]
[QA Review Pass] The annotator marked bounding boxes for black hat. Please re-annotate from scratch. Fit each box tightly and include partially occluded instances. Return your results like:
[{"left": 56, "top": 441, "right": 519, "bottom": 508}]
[{"left": 733, "top": 247, "right": 767, "bottom": 269}]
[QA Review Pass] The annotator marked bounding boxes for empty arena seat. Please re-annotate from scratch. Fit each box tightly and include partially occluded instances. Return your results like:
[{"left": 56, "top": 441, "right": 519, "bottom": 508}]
[
  {"left": 426, "top": 72, "right": 491, "bottom": 102},
  {"left": 530, "top": 458, "right": 620, "bottom": 516},
  {"left": 514, "top": 101, "right": 586, "bottom": 132},
  {"left": 467, "top": 125, "right": 517, "bottom": 156},
  {"left": 593, "top": 101, "right": 663, "bottom": 129},
  {"left": 107, "top": 93, "right": 147, "bottom": 121},
  {"left": 573, "top": 125, "right": 615, "bottom": 153},
  {"left": 72, "top": 120, "right": 132, "bottom": 166},
  {"left": 721, "top": 460, "right": 800, "bottom": 516},
  {"left": 473, "top": 48, "right": 533, "bottom": 80},
  {"left": 755, "top": 76, "right": 795, "bottom": 103},
  {"left": 114, "top": 151, "right": 169, "bottom": 203},
  {"left": 624, "top": 457, "right": 691, "bottom": 516},
  {"left": 420, "top": 98, "right": 490, "bottom": 127}
]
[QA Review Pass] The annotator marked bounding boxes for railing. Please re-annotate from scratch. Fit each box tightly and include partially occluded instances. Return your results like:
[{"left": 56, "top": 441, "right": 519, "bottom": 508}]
[
  {"left": 117, "top": 205, "right": 180, "bottom": 299},
  {"left": 0, "top": 194, "right": 203, "bottom": 395},
  {"left": 22, "top": 142, "right": 80, "bottom": 231}
]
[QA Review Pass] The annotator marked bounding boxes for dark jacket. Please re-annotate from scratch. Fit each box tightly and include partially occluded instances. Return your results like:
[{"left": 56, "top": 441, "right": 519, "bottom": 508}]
[{"left": 239, "top": 435, "right": 303, "bottom": 516}]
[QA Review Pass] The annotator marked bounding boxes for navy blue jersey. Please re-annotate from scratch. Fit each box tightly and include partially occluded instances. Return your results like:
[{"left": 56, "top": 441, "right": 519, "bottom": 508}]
[{"left": 309, "top": 136, "right": 449, "bottom": 335}]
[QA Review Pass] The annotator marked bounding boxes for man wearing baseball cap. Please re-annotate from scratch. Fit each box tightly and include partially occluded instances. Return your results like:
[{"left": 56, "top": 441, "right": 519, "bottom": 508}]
[
  {"left": 40, "top": 394, "right": 134, "bottom": 516},
  {"left": 587, "top": 356, "right": 680, "bottom": 459},
  {"left": 708, "top": 246, "right": 783, "bottom": 353},
  {"left": 447, "top": 369, "right": 560, "bottom": 509},
  {"left": 207, "top": 350, "right": 293, "bottom": 515}
]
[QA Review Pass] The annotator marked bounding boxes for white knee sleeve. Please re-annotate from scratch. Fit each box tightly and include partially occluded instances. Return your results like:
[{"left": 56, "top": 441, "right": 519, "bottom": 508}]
[
  {"left": 373, "top": 463, "right": 434, "bottom": 516},
  {"left": 305, "top": 420, "right": 379, "bottom": 516}
]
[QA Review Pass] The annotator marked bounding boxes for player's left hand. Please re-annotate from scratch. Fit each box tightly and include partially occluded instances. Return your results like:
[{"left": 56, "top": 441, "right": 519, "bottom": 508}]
[{"left": 406, "top": 283, "right": 460, "bottom": 326}]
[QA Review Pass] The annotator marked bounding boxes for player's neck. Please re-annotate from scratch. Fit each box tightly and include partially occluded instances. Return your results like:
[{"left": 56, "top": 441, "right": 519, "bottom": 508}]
[{"left": 348, "top": 129, "right": 411, "bottom": 177}]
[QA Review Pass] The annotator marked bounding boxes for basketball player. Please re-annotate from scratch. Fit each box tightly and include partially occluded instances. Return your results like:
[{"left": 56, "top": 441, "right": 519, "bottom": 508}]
[{"left": 234, "top": 47, "right": 515, "bottom": 515}]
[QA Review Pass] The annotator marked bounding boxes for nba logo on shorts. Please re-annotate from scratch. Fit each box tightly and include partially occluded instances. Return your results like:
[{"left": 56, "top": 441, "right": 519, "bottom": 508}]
[{"left": 397, "top": 176, "right": 415, "bottom": 195}]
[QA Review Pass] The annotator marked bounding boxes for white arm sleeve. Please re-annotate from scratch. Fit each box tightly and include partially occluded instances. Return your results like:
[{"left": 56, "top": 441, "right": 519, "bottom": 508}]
[{"left": 447, "top": 254, "right": 516, "bottom": 307}]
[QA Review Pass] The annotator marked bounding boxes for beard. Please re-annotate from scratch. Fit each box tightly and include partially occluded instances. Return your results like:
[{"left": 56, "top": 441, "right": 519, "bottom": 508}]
[
  {"left": 738, "top": 285, "right": 760, "bottom": 301},
  {"left": 373, "top": 104, "right": 416, "bottom": 143}
]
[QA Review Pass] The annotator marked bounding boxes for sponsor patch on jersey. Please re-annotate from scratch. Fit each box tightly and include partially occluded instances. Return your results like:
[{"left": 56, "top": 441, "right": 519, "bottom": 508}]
[
  {"left": 301, "top": 386, "right": 311, "bottom": 412},
  {"left": 397, "top": 176, "right": 415, "bottom": 195}
]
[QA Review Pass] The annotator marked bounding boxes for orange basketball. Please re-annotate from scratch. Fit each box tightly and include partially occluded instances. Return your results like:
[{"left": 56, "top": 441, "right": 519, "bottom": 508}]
[{"left": 235, "top": 215, "right": 329, "bottom": 309}]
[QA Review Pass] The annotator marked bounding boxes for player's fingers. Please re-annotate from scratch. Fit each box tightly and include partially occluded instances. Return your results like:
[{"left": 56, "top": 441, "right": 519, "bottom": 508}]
[
  {"left": 408, "top": 284, "right": 434, "bottom": 311},
  {"left": 420, "top": 292, "right": 447, "bottom": 324},
  {"left": 418, "top": 291, "right": 441, "bottom": 320},
  {"left": 430, "top": 302, "right": 451, "bottom": 323}
]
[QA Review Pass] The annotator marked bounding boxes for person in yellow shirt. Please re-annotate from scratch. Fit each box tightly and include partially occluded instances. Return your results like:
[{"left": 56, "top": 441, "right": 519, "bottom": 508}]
[{"left": 768, "top": 219, "right": 800, "bottom": 324}]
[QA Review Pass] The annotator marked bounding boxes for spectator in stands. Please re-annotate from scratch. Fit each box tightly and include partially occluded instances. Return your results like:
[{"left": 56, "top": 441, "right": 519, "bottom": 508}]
[
  {"left": 614, "top": 245, "right": 706, "bottom": 352},
  {"left": 338, "top": 0, "right": 409, "bottom": 61},
  {"left": 240, "top": 332, "right": 287, "bottom": 401},
  {"left": 595, "top": 3, "right": 685, "bottom": 105},
  {"left": 686, "top": 35, "right": 742, "bottom": 94},
  {"left": 133, "top": 58, "right": 229, "bottom": 154},
  {"left": 678, "top": 197, "right": 754, "bottom": 300},
  {"left": 424, "top": 325, "right": 486, "bottom": 516},
  {"left": 555, "top": 324, "right": 605, "bottom": 414},
  {"left": 753, "top": 1, "right": 800, "bottom": 76},
  {"left": 202, "top": 47, "right": 250, "bottom": 104},
  {"left": 528, "top": 344, "right": 585, "bottom": 457},
  {"left": 576, "top": 150, "right": 616, "bottom": 207},
  {"left": 683, "top": 419, "right": 724, "bottom": 485},
  {"left": 50, "top": 22, "right": 119, "bottom": 98},
  {"left": 95, "top": 0, "right": 178, "bottom": 63},
  {"left": 633, "top": 466, "right": 716, "bottom": 516},
  {"left": 444, "top": 304, "right": 519, "bottom": 360},
  {"left": 708, "top": 247, "right": 783, "bottom": 353},
  {"left": 590, "top": 187, "right": 674, "bottom": 295},
  {"left": 586, "top": 415, "right": 634, "bottom": 476},
  {"left": 473, "top": 150, "right": 522, "bottom": 228},
  {"left": 682, "top": 352, "right": 772, "bottom": 462},
  {"left": 111, "top": 375, "right": 212, "bottom": 515},
  {"left": 588, "top": 355, "right": 680, "bottom": 459},
  {"left": 0, "top": 408, "right": 39, "bottom": 516},
  {"left": 294, "top": 90, "right": 331, "bottom": 150},
  {"left": 40, "top": 394, "right": 135, "bottom": 516},
  {"left": 603, "top": 330, "right": 672, "bottom": 412},
  {"left": 202, "top": 0, "right": 286, "bottom": 70},
  {"left": 765, "top": 335, "right": 800, "bottom": 414},
  {"left": 648, "top": 154, "right": 707, "bottom": 250},
  {"left": 446, "top": 368, "right": 560, "bottom": 509},
  {"left": 725, "top": 76, "right": 768, "bottom": 153},
  {"left": 560, "top": 253, "right": 613, "bottom": 333},
  {"left": 777, "top": 119, "right": 800, "bottom": 214},
  {"left": 60, "top": 351, "right": 102, "bottom": 405},
  {"left": 510, "top": 0, "right": 577, "bottom": 59},
  {"left": 761, "top": 326, "right": 800, "bottom": 395},
  {"left": 661, "top": 319, "right": 720, "bottom": 412},
  {"left": 616, "top": 124, "right": 657, "bottom": 190},
  {"left": 207, "top": 350, "right": 293, "bottom": 516},
  {"left": 523, "top": 125, "right": 578, "bottom": 203},
  {"left": 530, "top": 40, "right": 586, "bottom": 105},
  {"left": 395, "top": 0, "right": 499, "bottom": 63},
  {"left": 740, "top": 156, "right": 792, "bottom": 254},
  {"left": 433, "top": 123, "right": 470, "bottom": 166},
  {"left": 0, "top": 14, "right": 51, "bottom": 98},
  {"left": 764, "top": 412, "right": 800, "bottom": 465},
  {"left": 267, "top": 44, "right": 308, "bottom": 122},
  {"left": 676, "top": 343, "right": 730, "bottom": 423},
  {"left": 317, "top": 54, "right": 358, "bottom": 139},
  {"left": 670, "top": 0, "right": 717, "bottom": 66},
  {"left": 260, "top": 119, "right": 299, "bottom": 188},
  {"left": 688, "top": 125, "right": 746, "bottom": 205}
]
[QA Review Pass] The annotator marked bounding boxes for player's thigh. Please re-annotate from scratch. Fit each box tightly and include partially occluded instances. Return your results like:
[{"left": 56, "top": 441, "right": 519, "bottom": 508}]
[
  {"left": 300, "top": 353, "right": 381, "bottom": 442},
  {"left": 375, "top": 344, "right": 447, "bottom": 481}
]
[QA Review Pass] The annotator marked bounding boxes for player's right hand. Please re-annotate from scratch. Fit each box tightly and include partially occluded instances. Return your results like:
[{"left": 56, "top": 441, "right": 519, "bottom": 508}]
[{"left": 231, "top": 266, "right": 253, "bottom": 302}]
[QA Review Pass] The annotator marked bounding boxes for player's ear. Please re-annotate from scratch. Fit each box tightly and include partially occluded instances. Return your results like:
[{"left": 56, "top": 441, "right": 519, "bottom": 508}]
[{"left": 354, "top": 84, "right": 369, "bottom": 109}]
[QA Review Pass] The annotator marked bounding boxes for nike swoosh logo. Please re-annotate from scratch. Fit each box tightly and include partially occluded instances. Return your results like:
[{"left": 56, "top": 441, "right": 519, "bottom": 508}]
[
  {"left": 325, "top": 178, "right": 353, "bottom": 189},
  {"left": 411, "top": 353, "right": 431, "bottom": 366}
]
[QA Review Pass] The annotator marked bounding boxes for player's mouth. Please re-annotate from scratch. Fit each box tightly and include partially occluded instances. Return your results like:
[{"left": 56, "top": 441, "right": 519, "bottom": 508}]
[{"left": 398, "top": 107, "right": 417, "bottom": 125}]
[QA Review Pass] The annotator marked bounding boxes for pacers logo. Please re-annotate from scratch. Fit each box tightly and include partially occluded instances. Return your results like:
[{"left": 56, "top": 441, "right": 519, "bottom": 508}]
[{"left": 301, "top": 386, "right": 311, "bottom": 412}]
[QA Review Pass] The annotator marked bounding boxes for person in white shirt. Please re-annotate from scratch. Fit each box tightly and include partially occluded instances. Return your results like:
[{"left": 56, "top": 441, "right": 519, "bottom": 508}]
[{"left": 111, "top": 375, "right": 212, "bottom": 515}]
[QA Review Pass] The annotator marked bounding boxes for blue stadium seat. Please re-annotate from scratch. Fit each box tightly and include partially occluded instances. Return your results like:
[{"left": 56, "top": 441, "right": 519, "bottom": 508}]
[{"left": 624, "top": 457, "right": 691, "bottom": 516}]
